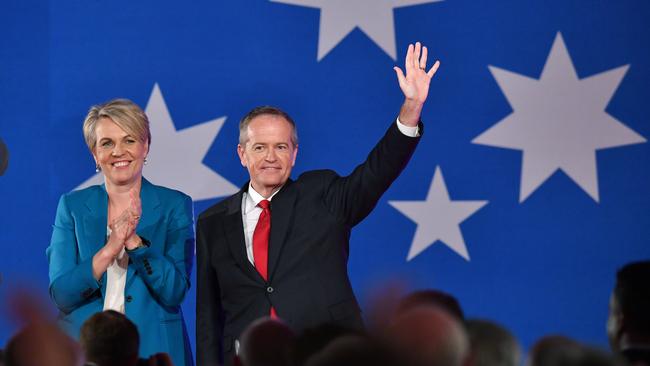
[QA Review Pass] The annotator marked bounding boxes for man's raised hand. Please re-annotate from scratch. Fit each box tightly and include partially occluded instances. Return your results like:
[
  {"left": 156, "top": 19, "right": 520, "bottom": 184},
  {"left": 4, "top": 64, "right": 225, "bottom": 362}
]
[{"left": 394, "top": 42, "right": 440, "bottom": 126}]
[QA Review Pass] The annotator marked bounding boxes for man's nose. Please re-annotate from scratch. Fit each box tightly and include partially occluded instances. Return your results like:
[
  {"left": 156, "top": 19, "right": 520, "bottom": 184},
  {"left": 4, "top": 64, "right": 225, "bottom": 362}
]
[{"left": 265, "top": 148, "right": 277, "bottom": 161}]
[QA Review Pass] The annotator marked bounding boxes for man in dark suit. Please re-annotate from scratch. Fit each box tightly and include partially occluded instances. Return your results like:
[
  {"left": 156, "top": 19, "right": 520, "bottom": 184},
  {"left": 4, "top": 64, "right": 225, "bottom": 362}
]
[
  {"left": 607, "top": 260, "right": 650, "bottom": 366},
  {"left": 196, "top": 42, "right": 440, "bottom": 365}
]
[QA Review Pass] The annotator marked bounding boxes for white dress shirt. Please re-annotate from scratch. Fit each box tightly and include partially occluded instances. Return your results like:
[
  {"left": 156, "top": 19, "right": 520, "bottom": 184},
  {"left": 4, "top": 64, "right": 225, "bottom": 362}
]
[
  {"left": 241, "top": 186, "right": 281, "bottom": 265},
  {"left": 102, "top": 226, "right": 128, "bottom": 313}
]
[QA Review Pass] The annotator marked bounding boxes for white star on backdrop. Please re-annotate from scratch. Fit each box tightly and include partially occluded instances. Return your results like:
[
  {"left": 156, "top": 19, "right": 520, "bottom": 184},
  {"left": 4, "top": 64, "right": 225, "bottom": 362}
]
[
  {"left": 75, "top": 83, "right": 238, "bottom": 201},
  {"left": 473, "top": 32, "right": 646, "bottom": 203},
  {"left": 270, "top": 0, "right": 443, "bottom": 60},
  {"left": 389, "top": 166, "right": 488, "bottom": 261}
]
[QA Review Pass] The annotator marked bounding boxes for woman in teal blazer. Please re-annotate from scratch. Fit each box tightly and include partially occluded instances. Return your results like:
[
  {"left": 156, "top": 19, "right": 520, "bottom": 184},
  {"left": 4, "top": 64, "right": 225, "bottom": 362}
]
[{"left": 47, "top": 99, "right": 194, "bottom": 366}]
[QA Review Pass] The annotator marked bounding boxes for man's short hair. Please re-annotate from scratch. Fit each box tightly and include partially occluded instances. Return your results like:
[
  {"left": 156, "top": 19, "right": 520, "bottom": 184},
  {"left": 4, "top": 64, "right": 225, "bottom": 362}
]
[
  {"left": 465, "top": 319, "right": 521, "bottom": 366},
  {"left": 239, "top": 106, "right": 298, "bottom": 146},
  {"left": 80, "top": 310, "right": 140, "bottom": 366},
  {"left": 397, "top": 289, "right": 465, "bottom": 321},
  {"left": 614, "top": 260, "right": 650, "bottom": 336}
]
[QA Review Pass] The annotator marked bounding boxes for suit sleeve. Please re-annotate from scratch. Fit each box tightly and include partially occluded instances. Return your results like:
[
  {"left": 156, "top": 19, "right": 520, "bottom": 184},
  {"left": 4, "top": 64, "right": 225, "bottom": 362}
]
[
  {"left": 127, "top": 194, "right": 194, "bottom": 308},
  {"left": 323, "top": 120, "right": 422, "bottom": 226},
  {"left": 196, "top": 216, "right": 224, "bottom": 366},
  {"left": 46, "top": 194, "right": 101, "bottom": 314}
]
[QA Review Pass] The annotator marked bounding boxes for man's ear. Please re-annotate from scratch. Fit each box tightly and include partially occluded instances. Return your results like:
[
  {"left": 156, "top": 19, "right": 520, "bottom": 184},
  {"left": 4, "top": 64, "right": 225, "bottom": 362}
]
[
  {"left": 237, "top": 144, "right": 247, "bottom": 167},
  {"left": 617, "top": 312, "right": 627, "bottom": 334},
  {"left": 291, "top": 144, "right": 298, "bottom": 167},
  {"left": 609, "top": 305, "right": 625, "bottom": 342}
]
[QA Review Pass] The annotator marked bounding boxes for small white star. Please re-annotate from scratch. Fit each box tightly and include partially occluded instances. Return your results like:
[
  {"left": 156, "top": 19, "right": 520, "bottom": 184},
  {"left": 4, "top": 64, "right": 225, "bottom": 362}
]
[
  {"left": 389, "top": 166, "right": 488, "bottom": 261},
  {"left": 473, "top": 32, "right": 646, "bottom": 203},
  {"left": 270, "top": 0, "right": 443, "bottom": 60},
  {"left": 75, "top": 83, "right": 238, "bottom": 201}
]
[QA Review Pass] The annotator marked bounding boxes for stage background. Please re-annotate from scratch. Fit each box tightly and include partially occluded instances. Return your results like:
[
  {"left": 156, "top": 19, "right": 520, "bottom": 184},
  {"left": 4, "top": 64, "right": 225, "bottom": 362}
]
[{"left": 2, "top": 0, "right": 650, "bottom": 357}]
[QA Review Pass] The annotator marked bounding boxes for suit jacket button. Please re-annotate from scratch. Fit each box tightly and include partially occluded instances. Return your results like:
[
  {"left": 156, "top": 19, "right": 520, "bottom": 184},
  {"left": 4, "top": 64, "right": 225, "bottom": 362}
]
[
  {"left": 126, "top": 295, "right": 133, "bottom": 302},
  {"left": 266, "top": 286, "right": 274, "bottom": 293}
]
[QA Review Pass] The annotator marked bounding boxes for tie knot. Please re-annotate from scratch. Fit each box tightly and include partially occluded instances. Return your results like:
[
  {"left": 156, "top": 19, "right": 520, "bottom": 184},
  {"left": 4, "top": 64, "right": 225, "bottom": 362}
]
[{"left": 258, "top": 199, "right": 270, "bottom": 210}]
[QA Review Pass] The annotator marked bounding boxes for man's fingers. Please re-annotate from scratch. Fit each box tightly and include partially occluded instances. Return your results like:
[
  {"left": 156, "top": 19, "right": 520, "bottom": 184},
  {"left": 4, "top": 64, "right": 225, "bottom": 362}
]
[
  {"left": 404, "top": 44, "right": 414, "bottom": 72},
  {"left": 427, "top": 60, "right": 441, "bottom": 78},
  {"left": 420, "top": 46, "right": 428, "bottom": 70},
  {"left": 413, "top": 42, "right": 421, "bottom": 69},
  {"left": 393, "top": 66, "right": 406, "bottom": 87}
]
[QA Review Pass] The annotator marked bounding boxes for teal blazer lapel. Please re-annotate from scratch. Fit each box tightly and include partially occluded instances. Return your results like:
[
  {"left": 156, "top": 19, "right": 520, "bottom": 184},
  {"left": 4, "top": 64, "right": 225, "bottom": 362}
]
[
  {"left": 126, "top": 178, "right": 161, "bottom": 289},
  {"left": 82, "top": 184, "right": 109, "bottom": 296}
]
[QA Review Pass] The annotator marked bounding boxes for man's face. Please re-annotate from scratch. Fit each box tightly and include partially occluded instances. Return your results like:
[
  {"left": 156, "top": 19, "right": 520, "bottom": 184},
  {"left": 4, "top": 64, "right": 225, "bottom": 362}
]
[
  {"left": 237, "top": 114, "right": 298, "bottom": 197},
  {"left": 607, "top": 292, "right": 622, "bottom": 352}
]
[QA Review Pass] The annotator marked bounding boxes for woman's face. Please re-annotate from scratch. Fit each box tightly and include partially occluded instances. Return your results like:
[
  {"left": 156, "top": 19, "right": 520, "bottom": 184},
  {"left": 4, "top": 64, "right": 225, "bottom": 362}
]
[{"left": 93, "top": 117, "right": 148, "bottom": 187}]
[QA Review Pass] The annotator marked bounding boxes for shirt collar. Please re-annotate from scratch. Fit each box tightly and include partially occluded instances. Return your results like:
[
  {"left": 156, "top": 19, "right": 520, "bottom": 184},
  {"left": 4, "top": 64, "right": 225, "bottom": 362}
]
[{"left": 244, "top": 183, "right": 282, "bottom": 214}]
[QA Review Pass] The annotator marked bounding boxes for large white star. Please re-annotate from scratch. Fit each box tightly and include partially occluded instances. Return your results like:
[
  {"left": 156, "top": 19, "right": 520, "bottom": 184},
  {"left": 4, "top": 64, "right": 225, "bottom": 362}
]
[
  {"left": 270, "top": 0, "right": 443, "bottom": 60},
  {"left": 75, "top": 84, "right": 238, "bottom": 201},
  {"left": 473, "top": 32, "right": 646, "bottom": 203},
  {"left": 389, "top": 166, "right": 488, "bottom": 261}
]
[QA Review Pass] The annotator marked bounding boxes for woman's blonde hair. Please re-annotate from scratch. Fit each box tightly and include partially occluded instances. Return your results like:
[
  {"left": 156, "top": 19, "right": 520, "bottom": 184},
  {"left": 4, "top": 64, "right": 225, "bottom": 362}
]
[{"left": 82, "top": 98, "right": 151, "bottom": 151}]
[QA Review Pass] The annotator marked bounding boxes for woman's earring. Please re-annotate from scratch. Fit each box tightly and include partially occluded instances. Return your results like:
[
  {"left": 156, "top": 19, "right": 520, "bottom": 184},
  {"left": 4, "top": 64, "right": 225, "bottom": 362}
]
[
  {"left": 144, "top": 157, "right": 148, "bottom": 166},
  {"left": 95, "top": 163, "right": 101, "bottom": 173}
]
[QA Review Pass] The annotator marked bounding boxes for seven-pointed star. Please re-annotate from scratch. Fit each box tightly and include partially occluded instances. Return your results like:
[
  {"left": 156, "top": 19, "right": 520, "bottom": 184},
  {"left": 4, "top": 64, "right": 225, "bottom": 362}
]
[
  {"left": 389, "top": 166, "right": 488, "bottom": 261},
  {"left": 473, "top": 32, "right": 646, "bottom": 203},
  {"left": 270, "top": 0, "right": 443, "bottom": 60},
  {"left": 75, "top": 83, "right": 238, "bottom": 201}
]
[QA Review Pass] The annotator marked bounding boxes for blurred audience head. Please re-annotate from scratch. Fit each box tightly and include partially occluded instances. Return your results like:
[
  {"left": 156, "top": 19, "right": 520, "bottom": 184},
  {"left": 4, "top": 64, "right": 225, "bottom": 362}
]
[
  {"left": 305, "top": 334, "right": 397, "bottom": 366},
  {"left": 527, "top": 335, "right": 582, "bottom": 366},
  {"left": 80, "top": 310, "right": 139, "bottom": 366},
  {"left": 388, "top": 305, "right": 469, "bottom": 366},
  {"left": 465, "top": 319, "right": 521, "bottom": 366},
  {"left": 293, "top": 323, "right": 362, "bottom": 366},
  {"left": 397, "top": 289, "right": 465, "bottom": 321},
  {"left": 527, "top": 335, "right": 617, "bottom": 366},
  {"left": 608, "top": 260, "right": 650, "bottom": 354},
  {"left": 4, "top": 322, "right": 81, "bottom": 366},
  {"left": 235, "top": 317, "right": 295, "bottom": 366}
]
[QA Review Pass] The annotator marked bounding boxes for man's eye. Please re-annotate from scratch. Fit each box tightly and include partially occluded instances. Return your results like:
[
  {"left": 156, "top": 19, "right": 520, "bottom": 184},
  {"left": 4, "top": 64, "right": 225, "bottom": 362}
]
[
  {"left": 253, "top": 146, "right": 264, "bottom": 151},
  {"left": 277, "top": 145, "right": 287, "bottom": 150}
]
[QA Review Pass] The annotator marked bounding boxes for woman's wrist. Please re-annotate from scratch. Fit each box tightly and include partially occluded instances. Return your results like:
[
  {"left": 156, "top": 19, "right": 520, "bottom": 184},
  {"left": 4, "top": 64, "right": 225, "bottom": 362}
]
[{"left": 125, "top": 235, "right": 143, "bottom": 251}]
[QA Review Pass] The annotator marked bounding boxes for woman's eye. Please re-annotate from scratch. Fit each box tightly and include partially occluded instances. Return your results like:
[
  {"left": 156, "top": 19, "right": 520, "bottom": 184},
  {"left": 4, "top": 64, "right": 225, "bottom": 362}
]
[{"left": 101, "top": 141, "right": 113, "bottom": 148}]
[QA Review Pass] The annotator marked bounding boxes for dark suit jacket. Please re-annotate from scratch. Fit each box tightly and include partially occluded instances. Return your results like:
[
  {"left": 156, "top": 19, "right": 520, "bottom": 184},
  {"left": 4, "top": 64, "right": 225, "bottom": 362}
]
[{"left": 196, "top": 121, "right": 422, "bottom": 365}]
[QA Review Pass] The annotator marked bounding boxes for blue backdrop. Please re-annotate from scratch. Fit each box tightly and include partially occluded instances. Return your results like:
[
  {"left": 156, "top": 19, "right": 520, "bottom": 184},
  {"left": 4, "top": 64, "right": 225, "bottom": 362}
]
[{"left": 1, "top": 0, "right": 649, "bottom": 357}]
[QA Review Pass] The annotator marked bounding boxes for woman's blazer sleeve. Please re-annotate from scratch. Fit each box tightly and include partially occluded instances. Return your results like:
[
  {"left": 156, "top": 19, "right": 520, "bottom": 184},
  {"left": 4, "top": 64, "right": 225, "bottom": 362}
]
[
  {"left": 127, "top": 192, "right": 194, "bottom": 308},
  {"left": 46, "top": 194, "right": 101, "bottom": 314}
]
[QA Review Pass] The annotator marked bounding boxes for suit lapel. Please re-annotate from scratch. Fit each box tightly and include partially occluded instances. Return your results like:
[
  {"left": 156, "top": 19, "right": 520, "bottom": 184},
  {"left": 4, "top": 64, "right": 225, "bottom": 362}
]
[
  {"left": 224, "top": 184, "right": 264, "bottom": 283},
  {"left": 82, "top": 184, "right": 109, "bottom": 296},
  {"left": 126, "top": 178, "right": 161, "bottom": 289},
  {"left": 268, "top": 179, "right": 296, "bottom": 281}
]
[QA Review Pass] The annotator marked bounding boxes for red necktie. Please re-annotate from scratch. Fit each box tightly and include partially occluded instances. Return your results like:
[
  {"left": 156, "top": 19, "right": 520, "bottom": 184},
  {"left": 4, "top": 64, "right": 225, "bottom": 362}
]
[{"left": 252, "top": 199, "right": 277, "bottom": 317}]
